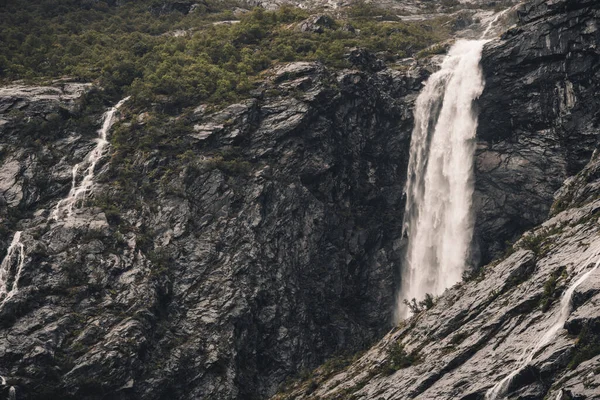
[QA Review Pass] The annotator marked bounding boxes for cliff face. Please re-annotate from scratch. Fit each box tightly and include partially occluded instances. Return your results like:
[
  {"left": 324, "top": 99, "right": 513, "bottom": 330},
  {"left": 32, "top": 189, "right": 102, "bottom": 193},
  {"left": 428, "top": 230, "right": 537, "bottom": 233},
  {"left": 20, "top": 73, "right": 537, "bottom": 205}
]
[
  {"left": 1, "top": 0, "right": 600, "bottom": 399},
  {"left": 474, "top": 0, "right": 600, "bottom": 264},
  {"left": 0, "top": 57, "right": 426, "bottom": 399},
  {"left": 273, "top": 1, "right": 600, "bottom": 399}
]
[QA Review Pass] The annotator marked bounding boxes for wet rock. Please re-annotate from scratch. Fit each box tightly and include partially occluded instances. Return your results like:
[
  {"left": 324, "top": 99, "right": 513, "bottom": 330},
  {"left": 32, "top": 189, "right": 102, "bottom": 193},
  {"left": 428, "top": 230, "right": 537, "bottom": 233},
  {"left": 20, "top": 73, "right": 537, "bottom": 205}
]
[{"left": 0, "top": 59, "right": 426, "bottom": 400}]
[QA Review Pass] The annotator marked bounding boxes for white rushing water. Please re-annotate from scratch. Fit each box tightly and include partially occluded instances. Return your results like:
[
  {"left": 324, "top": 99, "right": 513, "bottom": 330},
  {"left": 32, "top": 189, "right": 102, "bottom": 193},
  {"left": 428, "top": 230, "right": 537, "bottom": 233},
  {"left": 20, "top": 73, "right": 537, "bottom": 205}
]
[
  {"left": 481, "top": 8, "right": 512, "bottom": 39},
  {"left": 486, "top": 243, "right": 600, "bottom": 399},
  {"left": 52, "top": 97, "right": 129, "bottom": 220},
  {"left": 0, "top": 231, "right": 25, "bottom": 308},
  {"left": 394, "top": 7, "right": 514, "bottom": 321},
  {"left": 395, "top": 40, "right": 488, "bottom": 320}
]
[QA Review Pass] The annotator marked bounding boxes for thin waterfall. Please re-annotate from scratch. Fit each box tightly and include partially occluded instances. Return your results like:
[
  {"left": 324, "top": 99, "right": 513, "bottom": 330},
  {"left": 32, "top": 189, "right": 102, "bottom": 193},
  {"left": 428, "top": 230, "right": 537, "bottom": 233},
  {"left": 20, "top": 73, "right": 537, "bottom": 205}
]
[
  {"left": 0, "top": 97, "right": 129, "bottom": 310},
  {"left": 486, "top": 242, "right": 600, "bottom": 399},
  {"left": 394, "top": 8, "right": 512, "bottom": 321},
  {"left": 0, "top": 231, "right": 25, "bottom": 308},
  {"left": 52, "top": 96, "right": 130, "bottom": 220}
]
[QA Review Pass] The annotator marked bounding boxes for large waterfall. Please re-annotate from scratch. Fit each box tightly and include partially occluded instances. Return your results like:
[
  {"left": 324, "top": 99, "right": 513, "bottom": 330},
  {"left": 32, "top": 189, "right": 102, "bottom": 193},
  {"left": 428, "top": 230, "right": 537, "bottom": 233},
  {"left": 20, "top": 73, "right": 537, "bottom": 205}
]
[{"left": 395, "top": 39, "right": 488, "bottom": 320}]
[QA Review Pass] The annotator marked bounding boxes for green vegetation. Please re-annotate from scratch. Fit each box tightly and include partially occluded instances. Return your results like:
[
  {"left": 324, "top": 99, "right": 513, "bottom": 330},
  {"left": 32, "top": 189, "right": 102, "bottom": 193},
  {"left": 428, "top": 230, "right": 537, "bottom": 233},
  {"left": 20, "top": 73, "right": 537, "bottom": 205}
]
[
  {"left": 518, "top": 224, "right": 564, "bottom": 257},
  {"left": 2, "top": 1, "right": 454, "bottom": 224},
  {"left": 1, "top": 0, "right": 452, "bottom": 110},
  {"left": 539, "top": 266, "right": 566, "bottom": 312},
  {"left": 384, "top": 341, "right": 420, "bottom": 374},
  {"left": 403, "top": 293, "right": 436, "bottom": 314}
]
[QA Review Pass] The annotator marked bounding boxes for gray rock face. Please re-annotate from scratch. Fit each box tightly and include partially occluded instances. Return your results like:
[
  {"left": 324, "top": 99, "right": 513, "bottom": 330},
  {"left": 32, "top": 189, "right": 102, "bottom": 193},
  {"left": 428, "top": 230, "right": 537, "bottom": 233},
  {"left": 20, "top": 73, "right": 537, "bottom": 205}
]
[
  {"left": 473, "top": 0, "right": 600, "bottom": 264},
  {"left": 0, "top": 59, "right": 428, "bottom": 399},
  {"left": 0, "top": 83, "right": 96, "bottom": 235},
  {"left": 276, "top": 109, "right": 600, "bottom": 400}
]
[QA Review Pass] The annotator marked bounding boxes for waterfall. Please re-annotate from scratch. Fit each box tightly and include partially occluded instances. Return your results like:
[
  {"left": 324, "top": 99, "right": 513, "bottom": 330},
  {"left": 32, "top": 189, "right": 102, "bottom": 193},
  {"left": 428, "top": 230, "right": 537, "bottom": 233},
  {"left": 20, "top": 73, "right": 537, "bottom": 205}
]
[
  {"left": 0, "top": 97, "right": 128, "bottom": 397},
  {"left": 52, "top": 96, "right": 129, "bottom": 220},
  {"left": 0, "top": 231, "right": 25, "bottom": 308},
  {"left": 393, "top": 5, "right": 515, "bottom": 321},
  {"left": 395, "top": 40, "right": 488, "bottom": 320},
  {"left": 485, "top": 243, "right": 600, "bottom": 399},
  {"left": 481, "top": 8, "right": 512, "bottom": 38}
]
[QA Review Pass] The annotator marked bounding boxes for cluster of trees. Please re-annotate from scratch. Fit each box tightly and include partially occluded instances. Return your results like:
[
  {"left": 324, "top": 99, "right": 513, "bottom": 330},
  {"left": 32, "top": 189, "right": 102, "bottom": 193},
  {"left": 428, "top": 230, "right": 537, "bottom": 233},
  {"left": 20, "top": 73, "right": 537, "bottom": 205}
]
[{"left": 1, "top": 0, "right": 451, "bottom": 110}]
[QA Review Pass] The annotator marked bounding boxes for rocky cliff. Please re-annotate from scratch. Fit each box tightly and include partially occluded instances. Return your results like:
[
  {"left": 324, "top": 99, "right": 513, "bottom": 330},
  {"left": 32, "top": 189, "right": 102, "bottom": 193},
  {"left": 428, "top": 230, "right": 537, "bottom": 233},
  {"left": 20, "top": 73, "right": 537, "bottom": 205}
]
[
  {"left": 474, "top": 0, "right": 600, "bottom": 264},
  {"left": 273, "top": 0, "right": 600, "bottom": 398},
  {"left": 0, "top": 55, "right": 429, "bottom": 399}
]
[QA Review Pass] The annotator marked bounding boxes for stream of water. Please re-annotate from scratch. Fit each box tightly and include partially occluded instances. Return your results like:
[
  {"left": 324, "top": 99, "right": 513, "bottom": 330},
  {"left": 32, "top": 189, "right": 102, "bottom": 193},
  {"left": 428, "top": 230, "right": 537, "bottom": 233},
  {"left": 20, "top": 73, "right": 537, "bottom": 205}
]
[
  {"left": 0, "top": 231, "right": 25, "bottom": 309},
  {"left": 52, "top": 96, "right": 129, "bottom": 220},
  {"left": 485, "top": 242, "right": 600, "bottom": 399},
  {"left": 0, "top": 97, "right": 128, "bottom": 399}
]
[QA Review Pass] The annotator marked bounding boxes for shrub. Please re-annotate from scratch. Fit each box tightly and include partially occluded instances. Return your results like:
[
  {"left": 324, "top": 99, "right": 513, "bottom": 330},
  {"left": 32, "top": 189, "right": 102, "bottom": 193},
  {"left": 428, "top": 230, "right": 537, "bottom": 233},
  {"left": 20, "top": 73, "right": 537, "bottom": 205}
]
[
  {"left": 539, "top": 266, "right": 566, "bottom": 312},
  {"left": 0, "top": 1, "right": 453, "bottom": 109},
  {"left": 385, "top": 342, "right": 420, "bottom": 374},
  {"left": 403, "top": 293, "right": 436, "bottom": 314}
]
